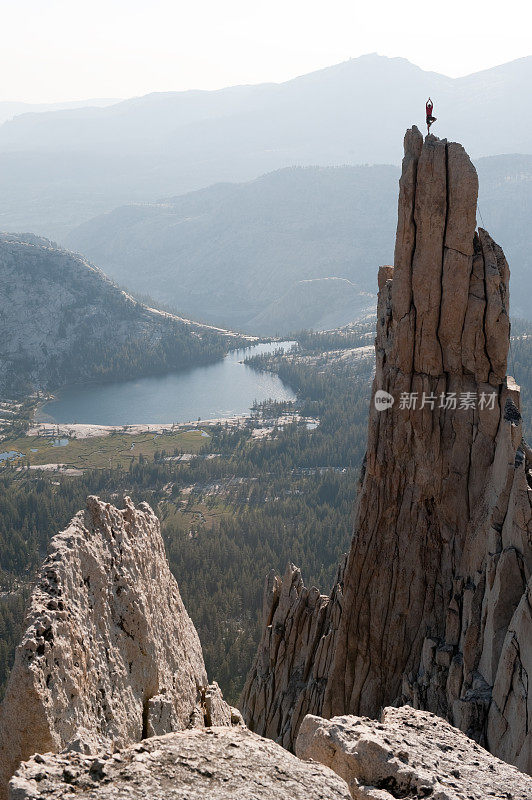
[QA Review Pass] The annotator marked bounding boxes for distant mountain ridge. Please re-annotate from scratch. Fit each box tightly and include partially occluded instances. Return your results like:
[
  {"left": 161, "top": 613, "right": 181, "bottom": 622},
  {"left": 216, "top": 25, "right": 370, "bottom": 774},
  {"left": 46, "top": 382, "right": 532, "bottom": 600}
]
[
  {"left": 65, "top": 154, "right": 532, "bottom": 333},
  {"left": 0, "top": 234, "right": 241, "bottom": 396},
  {"left": 66, "top": 164, "right": 398, "bottom": 333},
  {"left": 0, "top": 98, "right": 120, "bottom": 126},
  {"left": 1, "top": 54, "right": 531, "bottom": 238}
]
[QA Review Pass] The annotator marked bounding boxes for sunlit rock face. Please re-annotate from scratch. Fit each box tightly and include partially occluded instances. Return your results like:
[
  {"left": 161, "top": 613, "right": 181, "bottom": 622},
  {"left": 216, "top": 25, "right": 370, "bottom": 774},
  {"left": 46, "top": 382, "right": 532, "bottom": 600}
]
[
  {"left": 241, "top": 128, "right": 531, "bottom": 775},
  {"left": 295, "top": 706, "right": 532, "bottom": 799},
  {"left": 9, "top": 726, "right": 352, "bottom": 800},
  {"left": 0, "top": 496, "right": 232, "bottom": 800}
]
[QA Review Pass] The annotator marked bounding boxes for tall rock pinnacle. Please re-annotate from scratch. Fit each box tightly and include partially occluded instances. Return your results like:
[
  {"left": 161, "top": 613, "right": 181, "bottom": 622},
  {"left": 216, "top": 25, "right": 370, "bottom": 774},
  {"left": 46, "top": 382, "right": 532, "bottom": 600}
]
[{"left": 241, "top": 128, "right": 531, "bottom": 774}]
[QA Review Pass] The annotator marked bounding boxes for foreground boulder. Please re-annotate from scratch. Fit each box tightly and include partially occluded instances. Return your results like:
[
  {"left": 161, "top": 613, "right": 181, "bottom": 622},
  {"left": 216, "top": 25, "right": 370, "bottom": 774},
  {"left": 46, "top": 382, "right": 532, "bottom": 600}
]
[
  {"left": 296, "top": 705, "right": 532, "bottom": 800},
  {"left": 9, "top": 726, "right": 351, "bottom": 800},
  {"left": 241, "top": 128, "right": 532, "bottom": 773},
  {"left": 0, "top": 497, "right": 232, "bottom": 800}
]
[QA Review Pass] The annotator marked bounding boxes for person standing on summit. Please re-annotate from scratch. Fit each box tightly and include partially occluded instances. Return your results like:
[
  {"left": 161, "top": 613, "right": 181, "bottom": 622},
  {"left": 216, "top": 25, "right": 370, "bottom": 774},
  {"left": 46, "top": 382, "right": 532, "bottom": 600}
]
[{"left": 426, "top": 97, "right": 437, "bottom": 133}]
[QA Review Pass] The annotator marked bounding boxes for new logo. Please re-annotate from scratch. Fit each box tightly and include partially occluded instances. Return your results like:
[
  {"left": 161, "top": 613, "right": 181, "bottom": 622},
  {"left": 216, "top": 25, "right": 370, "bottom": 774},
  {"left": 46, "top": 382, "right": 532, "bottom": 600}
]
[{"left": 374, "top": 390, "right": 394, "bottom": 412}]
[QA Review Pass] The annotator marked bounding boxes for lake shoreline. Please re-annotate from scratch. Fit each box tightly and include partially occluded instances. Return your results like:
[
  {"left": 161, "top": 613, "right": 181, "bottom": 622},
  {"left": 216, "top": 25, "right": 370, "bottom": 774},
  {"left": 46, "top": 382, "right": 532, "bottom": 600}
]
[
  {"left": 34, "top": 341, "right": 297, "bottom": 428},
  {"left": 27, "top": 416, "right": 251, "bottom": 440}
]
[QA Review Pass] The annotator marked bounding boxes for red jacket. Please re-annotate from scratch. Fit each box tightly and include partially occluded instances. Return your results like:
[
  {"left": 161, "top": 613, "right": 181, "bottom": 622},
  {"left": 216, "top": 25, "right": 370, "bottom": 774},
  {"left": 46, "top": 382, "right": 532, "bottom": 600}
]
[{"left": 426, "top": 102, "right": 433, "bottom": 116}]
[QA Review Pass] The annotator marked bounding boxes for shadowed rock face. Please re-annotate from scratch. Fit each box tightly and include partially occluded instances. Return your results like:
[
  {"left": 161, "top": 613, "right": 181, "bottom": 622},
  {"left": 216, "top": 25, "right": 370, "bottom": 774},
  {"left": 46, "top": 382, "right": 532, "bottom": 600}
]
[
  {"left": 241, "top": 128, "right": 531, "bottom": 773},
  {"left": 0, "top": 497, "right": 232, "bottom": 800}
]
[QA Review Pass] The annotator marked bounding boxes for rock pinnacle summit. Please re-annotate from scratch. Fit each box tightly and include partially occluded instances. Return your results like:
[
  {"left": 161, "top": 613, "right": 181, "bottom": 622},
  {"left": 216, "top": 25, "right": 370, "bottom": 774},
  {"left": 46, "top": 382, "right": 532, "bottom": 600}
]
[{"left": 241, "top": 127, "right": 531, "bottom": 774}]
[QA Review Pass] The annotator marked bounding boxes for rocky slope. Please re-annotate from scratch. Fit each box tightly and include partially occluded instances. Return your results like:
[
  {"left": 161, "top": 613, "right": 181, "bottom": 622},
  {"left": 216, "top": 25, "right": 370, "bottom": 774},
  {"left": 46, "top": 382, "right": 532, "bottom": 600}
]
[
  {"left": 1, "top": 494, "right": 531, "bottom": 798},
  {"left": 241, "top": 129, "right": 532, "bottom": 773},
  {"left": 8, "top": 726, "right": 352, "bottom": 800},
  {"left": 9, "top": 707, "right": 532, "bottom": 798},
  {"left": 296, "top": 706, "right": 532, "bottom": 799},
  {"left": 0, "top": 233, "right": 236, "bottom": 396},
  {"left": 0, "top": 497, "right": 234, "bottom": 800}
]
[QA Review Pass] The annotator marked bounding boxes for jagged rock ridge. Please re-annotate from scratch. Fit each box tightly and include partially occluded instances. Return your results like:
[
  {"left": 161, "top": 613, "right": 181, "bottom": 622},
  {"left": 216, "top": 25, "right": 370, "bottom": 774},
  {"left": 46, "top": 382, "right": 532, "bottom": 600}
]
[
  {"left": 0, "top": 497, "right": 233, "bottom": 800},
  {"left": 241, "top": 128, "right": 532, "bottom": 773}
]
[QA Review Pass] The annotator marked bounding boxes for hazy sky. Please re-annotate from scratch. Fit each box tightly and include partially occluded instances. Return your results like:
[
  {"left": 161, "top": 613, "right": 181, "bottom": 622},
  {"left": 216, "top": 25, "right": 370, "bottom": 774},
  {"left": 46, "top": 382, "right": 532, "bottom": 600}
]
[{"left": 2, "top": 0, "right": 531, "bottom": 103}]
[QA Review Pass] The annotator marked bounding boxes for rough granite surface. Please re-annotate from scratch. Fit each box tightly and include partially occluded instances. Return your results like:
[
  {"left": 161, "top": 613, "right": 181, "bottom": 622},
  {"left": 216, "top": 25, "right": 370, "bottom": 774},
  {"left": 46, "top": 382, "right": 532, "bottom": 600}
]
[
  {"left": 8, "top": 726, "right": 351, "bottom": 800},
  {"left": 0, "top": 496, "right": 232, "bottom": 800},
  {"left": 296, "top": 706, "right": 532, "bottom": 800},
  {"left": 241, "top": 128, "right": 532, "bottom": 774}
]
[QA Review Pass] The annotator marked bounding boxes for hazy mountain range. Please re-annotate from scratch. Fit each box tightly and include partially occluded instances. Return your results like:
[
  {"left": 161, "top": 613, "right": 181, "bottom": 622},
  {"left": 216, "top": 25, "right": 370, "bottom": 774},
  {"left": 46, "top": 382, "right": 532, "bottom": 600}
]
[
  {"left": 65, "top": 154, "right": 532, "bottom": 333},
  {"left": 65, "top": 165, "right": 396, "bottom": 332},
  {"left": 0, "top": 98, "right": 120, "bottom": 126},
  {"left": 1, "top": 54, "right": 532, "bottom": 239}
]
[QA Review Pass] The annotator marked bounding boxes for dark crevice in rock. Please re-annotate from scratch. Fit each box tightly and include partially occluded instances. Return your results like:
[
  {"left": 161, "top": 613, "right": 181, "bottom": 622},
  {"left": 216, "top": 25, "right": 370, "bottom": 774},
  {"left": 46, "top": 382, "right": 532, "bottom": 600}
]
[
  {"left": 141, "top": 699, "right": 150, "bottom": 740},
  {"left": 504, "top": 399, "right": 521, "bottom": 424}
]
